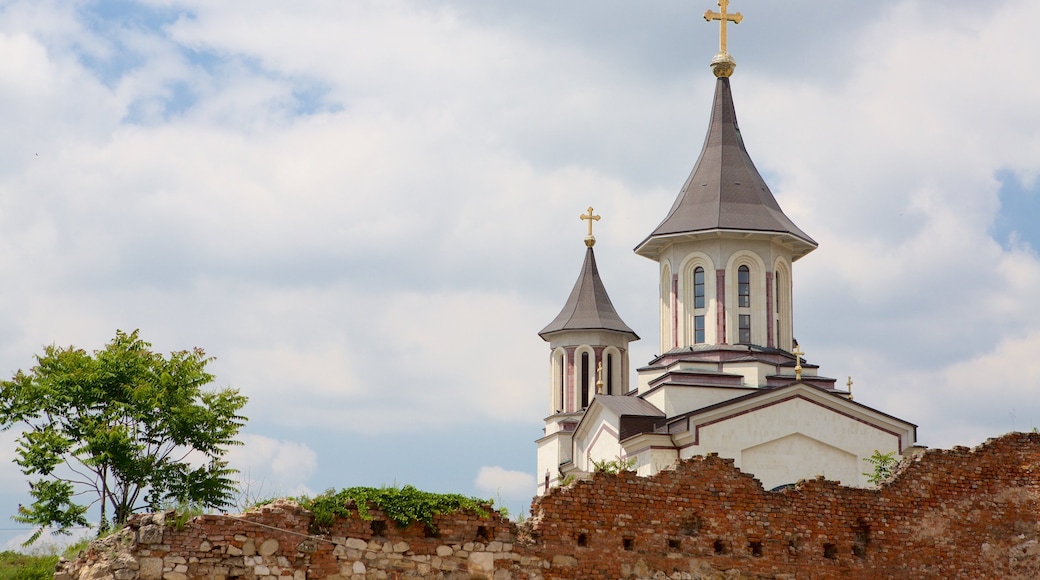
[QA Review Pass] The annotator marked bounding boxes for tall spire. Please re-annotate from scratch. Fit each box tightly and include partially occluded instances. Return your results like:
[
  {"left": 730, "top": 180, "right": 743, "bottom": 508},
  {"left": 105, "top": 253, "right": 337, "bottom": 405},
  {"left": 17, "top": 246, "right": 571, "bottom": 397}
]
[{"left": 634, "top": 77, "right": 817, "bottom": 261}]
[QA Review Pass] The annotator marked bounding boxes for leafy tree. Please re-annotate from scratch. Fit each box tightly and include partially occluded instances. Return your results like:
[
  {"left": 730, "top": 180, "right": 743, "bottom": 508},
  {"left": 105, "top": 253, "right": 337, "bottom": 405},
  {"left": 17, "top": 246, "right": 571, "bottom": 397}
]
[
  {"left": 862, "top": 449, "right": 898, "bottom": 486},
  {"left": 0, "top": 330, "right": 247, "bottom": 544}
]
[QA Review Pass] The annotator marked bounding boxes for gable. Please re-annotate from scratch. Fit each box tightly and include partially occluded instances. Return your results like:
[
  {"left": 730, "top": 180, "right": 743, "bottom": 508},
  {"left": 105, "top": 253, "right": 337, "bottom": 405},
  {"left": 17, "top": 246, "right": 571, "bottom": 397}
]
[
  {"left": 741, "top": 433, "right": 858, "bottom": 489},
  {"left": 674, "top": 383, "right": 915, "bottom": 453}
]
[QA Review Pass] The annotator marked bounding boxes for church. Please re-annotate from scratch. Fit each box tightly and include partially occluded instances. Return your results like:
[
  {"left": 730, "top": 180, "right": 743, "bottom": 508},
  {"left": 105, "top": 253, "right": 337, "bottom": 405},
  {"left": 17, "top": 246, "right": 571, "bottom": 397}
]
[{"left": 536, "top": 1, "right": 918, "bottom": 495}]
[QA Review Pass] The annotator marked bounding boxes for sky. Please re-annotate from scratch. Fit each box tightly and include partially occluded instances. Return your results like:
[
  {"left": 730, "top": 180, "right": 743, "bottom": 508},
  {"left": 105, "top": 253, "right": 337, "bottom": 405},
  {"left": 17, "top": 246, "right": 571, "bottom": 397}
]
[{"left": 1, "top": 0, "right": 1039, "bottom": 549}]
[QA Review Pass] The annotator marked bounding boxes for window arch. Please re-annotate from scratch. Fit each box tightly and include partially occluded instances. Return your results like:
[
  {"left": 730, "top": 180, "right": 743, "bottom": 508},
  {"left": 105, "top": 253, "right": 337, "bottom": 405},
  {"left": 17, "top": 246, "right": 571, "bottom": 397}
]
[
  {"left": 726, "top": 252, "right": 766, "bottom": 346},
  {"left": 680, "top": 254, "right": 715, "bottom": 347},
  {"left": 551, "top": 348, "right": 566, "bottom": 414},
  {"left": 580, "top": 351, "right": 591, "bottom": 408},
  {"left": 603, "top": 346, "right": 623, "bottom": 395},
  {"left": 694, "top": 267, "right": 706, "bottom": 344},
  {"left": 738, "top": 265, "right": 751, "bottom": 308},
  {"left": 773, "top": 258, "right": 793, "bottom": 352},
  {"left": 660, "top": 262, "right": 672, "bottom": 352},
  {"left": 573, "top": 345, "right": 594, "bottom": 409}
]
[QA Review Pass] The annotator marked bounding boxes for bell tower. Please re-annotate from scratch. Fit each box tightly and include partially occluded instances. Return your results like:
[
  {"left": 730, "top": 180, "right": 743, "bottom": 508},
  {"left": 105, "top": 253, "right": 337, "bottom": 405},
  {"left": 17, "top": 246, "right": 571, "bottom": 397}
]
[
  {"left": 536, "top": 208, "right": 638, "bottom": 494},
  {"left": 633, "top": 3, "right": 816, "bottom": 354}
]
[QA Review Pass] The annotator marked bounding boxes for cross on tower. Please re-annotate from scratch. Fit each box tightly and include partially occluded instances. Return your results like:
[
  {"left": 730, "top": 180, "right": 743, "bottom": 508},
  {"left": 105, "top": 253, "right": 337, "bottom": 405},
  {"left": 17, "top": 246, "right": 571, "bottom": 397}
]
[
  {"left": 580, "top": 207, "right": 601, "bottom": 247},
  {"left": 704, "top": 0, "right": 743, "bottom": 55},
  {"left": 846, "top": 376, "right": 854, "bottom": 400},
  {"left": 791, "top": 342, "right": 805, "bottom": 381}
]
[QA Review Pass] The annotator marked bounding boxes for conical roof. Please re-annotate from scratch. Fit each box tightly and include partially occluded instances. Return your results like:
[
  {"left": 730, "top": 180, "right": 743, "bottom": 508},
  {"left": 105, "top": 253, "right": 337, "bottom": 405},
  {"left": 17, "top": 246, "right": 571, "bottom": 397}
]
[
  {"left": 539, "top": 247, "right": 639, "bottom": 341},
  {"left": 634, "top": 77, "right": 817, "bottom": 260}
]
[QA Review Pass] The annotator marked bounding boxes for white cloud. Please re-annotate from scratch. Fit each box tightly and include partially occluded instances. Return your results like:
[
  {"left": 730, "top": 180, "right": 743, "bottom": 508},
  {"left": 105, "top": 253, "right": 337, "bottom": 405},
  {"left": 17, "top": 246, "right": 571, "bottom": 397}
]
[
  {"left": 225, "top": 434, "right": 317, "bottom": 500},
  {"left": 0, "top": 0, "right": 1038, "bottom": 543},
  {"left": 474, "top": 466, "right": 535, "bottom": 502}
]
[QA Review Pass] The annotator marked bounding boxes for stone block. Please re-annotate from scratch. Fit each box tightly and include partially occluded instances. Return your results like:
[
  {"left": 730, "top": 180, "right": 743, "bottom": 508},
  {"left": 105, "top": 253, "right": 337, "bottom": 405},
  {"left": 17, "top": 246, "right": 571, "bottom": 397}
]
[
  {"left": 468, "top": 552, "right": 495, "bottom": 576},
  {"left": 550, "top": 555, "right": 577, "bottom": 567},
  {"left": 344, "top": 538, "right": 368, "bottom": 550},
  {"left": 242, "top": 539, "right": 256, "bottom": 556},
  {"left": 258, "top": 538, "right": 279, "bottom": 556},
  {"left": 138, "top": 524, "right": 164, "bottom": 545},
  {"left": 139, "top": 557, "right": 163, "bottom": 580}
]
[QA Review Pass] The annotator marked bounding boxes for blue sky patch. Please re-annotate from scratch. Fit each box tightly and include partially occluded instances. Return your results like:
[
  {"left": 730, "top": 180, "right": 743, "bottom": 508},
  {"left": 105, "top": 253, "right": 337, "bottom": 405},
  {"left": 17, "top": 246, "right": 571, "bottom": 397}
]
[{"left": 993, "top": 169, "right": 1040, "bottom": 250}]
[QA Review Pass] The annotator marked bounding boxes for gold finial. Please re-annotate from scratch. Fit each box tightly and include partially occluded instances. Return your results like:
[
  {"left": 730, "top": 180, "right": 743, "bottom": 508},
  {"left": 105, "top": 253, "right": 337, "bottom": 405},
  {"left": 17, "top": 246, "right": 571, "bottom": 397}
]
[
  {"left": 846, "top": 376, "right": 854, "bottom": 401},
  {"left": 791, "top": 342, "right": 804, "bottom": 381},
  {"left": 596, "top": 361, "right": 604, "bottom": 394},
  {"left": 703, "top": 0, "right": 742, "bottom": 78},
  {"left": 580, "top": 206, "right": 601, "bottom": 247}
]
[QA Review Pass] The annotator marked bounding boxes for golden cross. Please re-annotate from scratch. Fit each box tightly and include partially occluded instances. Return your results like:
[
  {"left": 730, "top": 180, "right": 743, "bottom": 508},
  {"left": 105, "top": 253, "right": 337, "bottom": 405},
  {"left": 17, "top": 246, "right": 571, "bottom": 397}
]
[
  {"left": 596, "top": 361, "right": 604, "bottom": 395},
  {"left": 791, "top": 342, "right": 804, "bottom": 381},
  {"left": 580, "top": 206, "right": 601, "bottom": 247},
  {"left": 704, "top": 0, "right": 743, "bottom": 54},
  {"left": 846, "top": 376, "right": 854, "bottom": 400}
]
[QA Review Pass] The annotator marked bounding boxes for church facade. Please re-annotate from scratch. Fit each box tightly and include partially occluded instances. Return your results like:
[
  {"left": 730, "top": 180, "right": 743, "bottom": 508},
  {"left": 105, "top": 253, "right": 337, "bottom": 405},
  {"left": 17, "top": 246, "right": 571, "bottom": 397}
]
[{"left": 535, "top": 6, "right": 918, "bottom": 495}]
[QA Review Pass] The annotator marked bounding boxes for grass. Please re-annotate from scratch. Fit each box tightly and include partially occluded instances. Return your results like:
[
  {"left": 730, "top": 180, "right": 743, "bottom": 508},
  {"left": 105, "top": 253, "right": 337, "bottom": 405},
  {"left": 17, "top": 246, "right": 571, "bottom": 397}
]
[{"left": 0, "top": 551, "right": 59, "bottom": 580}]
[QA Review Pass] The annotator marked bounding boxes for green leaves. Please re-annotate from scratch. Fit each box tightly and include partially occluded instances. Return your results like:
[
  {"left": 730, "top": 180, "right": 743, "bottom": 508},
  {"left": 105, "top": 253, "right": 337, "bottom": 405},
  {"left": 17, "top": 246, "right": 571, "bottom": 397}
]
[
  {"left": 0, "top": 329, "right": 248, "bottom": 544},
  {"left": 862, "top": 450, "right": 898, "bottom": 485},
  {"left": 298, "top": 486, "right": 491, "bottom": 535}
]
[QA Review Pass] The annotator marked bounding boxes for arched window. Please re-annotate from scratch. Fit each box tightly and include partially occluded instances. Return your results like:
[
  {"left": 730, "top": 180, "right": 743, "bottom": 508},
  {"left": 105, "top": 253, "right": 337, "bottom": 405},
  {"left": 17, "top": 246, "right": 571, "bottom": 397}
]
[
  {"left": 774, "top": 271, "right": 781, "bottom": 347},
  {"left": 738, "top": 265, "right": 751, "bottom": 307},
  {"left": 554, "top": 350, "right": 565, "bottom": 413},
  {"left": 693, "top": 266, "right": 706, "bottom": 344},
  {"left": 581, "top": 352, "right": 590, "bottom": 408},
  {"left": 606, "top": 353, "right": 614, "bottom": 395},
  {"left": 660, "top": 263, "right": 672, "bottom": 351},
  {"left": 694, "top": 267, "right": 705, "bottom": 308}
]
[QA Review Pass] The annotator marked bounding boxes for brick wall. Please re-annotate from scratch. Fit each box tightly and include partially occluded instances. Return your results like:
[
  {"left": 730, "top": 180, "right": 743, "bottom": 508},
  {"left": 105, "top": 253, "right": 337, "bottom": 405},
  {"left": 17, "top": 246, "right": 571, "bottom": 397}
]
[{"left": 57, "top": 432, "right": 1040, "bottom": 579}]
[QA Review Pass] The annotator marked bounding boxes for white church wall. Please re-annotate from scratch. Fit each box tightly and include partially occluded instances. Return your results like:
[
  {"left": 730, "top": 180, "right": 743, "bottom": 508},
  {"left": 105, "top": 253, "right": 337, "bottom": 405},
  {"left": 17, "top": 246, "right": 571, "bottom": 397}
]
[
  {"left": 620, "top": 433, "right": 677, "bottom": 477},
  {"left": 741, "top": 433, "right": 858, "bottom": 490},
  {"left": 682, "top": 395, "right": 902, "bottom": 489},
  {"left": 573, "top": 411, "right": 624, "bottom": 473},
  {"left": 536, "top": 430, "right": 570, "bottom": 494}
]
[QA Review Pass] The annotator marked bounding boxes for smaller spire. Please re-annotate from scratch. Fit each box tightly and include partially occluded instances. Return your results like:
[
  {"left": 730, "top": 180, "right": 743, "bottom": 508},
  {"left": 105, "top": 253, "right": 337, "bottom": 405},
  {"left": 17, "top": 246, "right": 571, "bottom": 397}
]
[
  {"left": 704, "top": 0, "right": 742, "bottom": 78},
  {"left": 580, "top": 206, "right": 601, "bottom": 247},
  {"left": 540, "top": 210, "right": 638, "bottom": 341}
]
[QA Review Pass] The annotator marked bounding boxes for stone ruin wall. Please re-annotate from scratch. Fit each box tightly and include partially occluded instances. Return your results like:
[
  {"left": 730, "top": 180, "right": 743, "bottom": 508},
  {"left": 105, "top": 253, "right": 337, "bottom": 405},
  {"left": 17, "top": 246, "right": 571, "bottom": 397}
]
[{"left": 58, "top": 432, "right": 1040, "bottom": 579}]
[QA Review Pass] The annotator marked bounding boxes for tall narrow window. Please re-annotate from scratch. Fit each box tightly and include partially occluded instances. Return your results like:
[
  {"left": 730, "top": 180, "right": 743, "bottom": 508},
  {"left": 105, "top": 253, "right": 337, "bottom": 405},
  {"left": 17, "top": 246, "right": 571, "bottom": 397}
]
[
  {"left": 581, "top": 352, "right": 590, "bottom": 408},
  {"left": 774, "top": 272, "right": 780, "bottom": 314},
  {"left": 606, "top": 353, "right": 614, "bottom": 395},
  {"left": 739, "top": 314, "right": 751, "bottom": 344},
  {"left": 694, "top": 267, "right": 705, "bottom": 309},
  {"left": 774, "top": 271, "right": 782, "bottom": 348},
  {"left": 694, "top": 315, "right": 705, "bottom": 344},
  {"left": 556, "top": 353, "right": 565, "bottom": 412},
  {"left": 738, "top": 266, "right": 750, "bottom": 308}
]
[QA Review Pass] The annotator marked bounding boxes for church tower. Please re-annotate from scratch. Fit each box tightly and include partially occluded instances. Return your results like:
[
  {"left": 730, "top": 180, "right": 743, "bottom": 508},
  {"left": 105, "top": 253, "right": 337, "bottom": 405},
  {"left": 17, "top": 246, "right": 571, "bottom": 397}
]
[
  {"left": 536, "top": 1, "right": 916, "bottom": 494},
  {"left": 633, "top": 22, "right": 815, "bottom": 355},
  {"left": 536, "top": 208, "right": 638, "bottom": 493}
]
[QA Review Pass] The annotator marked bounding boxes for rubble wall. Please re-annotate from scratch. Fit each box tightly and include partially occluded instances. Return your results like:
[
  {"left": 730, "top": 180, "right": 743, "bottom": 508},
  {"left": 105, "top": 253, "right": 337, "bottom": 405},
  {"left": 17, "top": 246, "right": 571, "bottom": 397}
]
[{"left": 57, "top": 432, "right": 1040, "bottom": 579}]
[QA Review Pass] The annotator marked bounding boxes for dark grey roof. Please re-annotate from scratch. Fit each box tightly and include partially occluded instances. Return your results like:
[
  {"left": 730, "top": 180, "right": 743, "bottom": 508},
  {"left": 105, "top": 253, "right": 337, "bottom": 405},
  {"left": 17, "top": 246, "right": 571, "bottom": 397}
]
[
  {"left": 592, "top": 395, "right": 665, "bottom": 418},
  {"left": 634, "top": 77, "right": 817, "bottom": 260},
  {"left": 539, "top": 247, "right": 639, "bottom": 341}
]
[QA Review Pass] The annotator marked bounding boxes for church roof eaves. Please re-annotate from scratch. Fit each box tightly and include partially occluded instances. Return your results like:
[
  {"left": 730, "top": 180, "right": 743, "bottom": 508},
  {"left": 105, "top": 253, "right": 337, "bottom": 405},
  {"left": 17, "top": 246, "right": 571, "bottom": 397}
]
[
  {"left": 539, "top": 247, "right": 639, "bottom": 341},
  {"left": 593, "top": 395, "right": 666, "bottom": 418},
  {"left": 664, "top": 382, "right": 918, "bottom": 431},
  {"left": 634, "top": 76, "right": 817, "bottom": 262}
]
